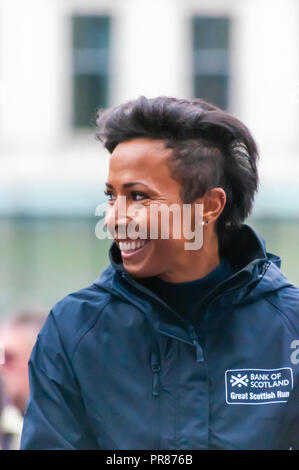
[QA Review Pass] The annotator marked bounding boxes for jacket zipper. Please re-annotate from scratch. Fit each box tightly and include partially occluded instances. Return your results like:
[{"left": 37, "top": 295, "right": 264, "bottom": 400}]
[
  {"left": 188, "top": 326, "right": 204, "bottom": 362},
  {"left": 119, "top": 267, "right": 257, "bottom": 364},
  {"left": 151, "top": 350, "right": 161, "bottom": 396},
  {"left": 121, "top": 271, "right": 206, "bottom": 362},
  {"left": 150, "top": 350, "right": 161, "bottom": 449}
]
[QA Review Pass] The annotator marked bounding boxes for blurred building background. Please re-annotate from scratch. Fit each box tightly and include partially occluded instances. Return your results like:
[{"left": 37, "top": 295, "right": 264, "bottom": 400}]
[{"left": 0, "top": 0, "right": 299, "bottom": 312}]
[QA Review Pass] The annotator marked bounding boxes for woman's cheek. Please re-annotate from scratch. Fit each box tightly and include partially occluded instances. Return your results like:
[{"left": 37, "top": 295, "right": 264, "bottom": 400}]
[{"left": 123, "top": 204, "right": 144, "bottom": 238}]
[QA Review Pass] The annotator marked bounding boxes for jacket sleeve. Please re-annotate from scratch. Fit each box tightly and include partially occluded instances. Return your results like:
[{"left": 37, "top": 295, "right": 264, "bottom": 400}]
[{"left": 20, "top": 310, "right": 99, "bottom": 450}]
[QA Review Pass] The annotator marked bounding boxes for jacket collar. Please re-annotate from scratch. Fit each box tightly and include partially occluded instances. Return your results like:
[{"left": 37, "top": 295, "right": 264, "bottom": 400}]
[{"left": 93, "top": 223, "right": 291, "bottom": 345}]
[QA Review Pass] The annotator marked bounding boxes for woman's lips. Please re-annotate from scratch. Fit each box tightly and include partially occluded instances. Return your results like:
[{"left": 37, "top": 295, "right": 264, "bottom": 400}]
[{"left": 117, "top": 239, "right": 149, "bottom": 259}]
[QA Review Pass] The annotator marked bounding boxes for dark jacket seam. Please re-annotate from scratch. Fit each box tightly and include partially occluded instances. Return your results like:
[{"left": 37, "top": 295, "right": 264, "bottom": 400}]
[
  {"left": 70, "top": 297, "right": 113, "bottom": 362},
  {"left": 265, "top": 295, "right": 299, "bottom": 337}
]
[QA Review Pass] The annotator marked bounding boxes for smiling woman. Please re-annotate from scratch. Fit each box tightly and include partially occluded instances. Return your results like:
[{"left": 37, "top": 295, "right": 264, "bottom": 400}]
[
  {"left": 103, "top": 137, "right": 220, "bottom": 281},
  {"left": 20, "top": 96, "right": 299, "bottom": 450}
]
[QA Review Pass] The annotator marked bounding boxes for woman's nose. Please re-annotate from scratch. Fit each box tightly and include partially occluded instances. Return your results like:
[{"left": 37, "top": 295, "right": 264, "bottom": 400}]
[{"left": 105, "top": 197, "right": 129, "bottom": 235}]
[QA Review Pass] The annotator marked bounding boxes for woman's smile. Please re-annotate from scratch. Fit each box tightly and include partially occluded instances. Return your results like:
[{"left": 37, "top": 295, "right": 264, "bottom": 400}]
[{"left": 117, "top": 238, "right": 150, "bottom": 259}]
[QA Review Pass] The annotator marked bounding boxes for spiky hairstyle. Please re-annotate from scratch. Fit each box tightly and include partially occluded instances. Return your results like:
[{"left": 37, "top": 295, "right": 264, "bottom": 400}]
[{"left": 96, "top": 96, "right": 259, "bottom": 253}]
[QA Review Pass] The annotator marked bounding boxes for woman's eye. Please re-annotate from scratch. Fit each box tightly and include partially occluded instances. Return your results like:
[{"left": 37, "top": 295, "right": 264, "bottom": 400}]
[
  {"left": 132, "top": 191, "right": 148, "bottom": 201},
  {"left": 104, "top": 190, "right": 116, "bottom": 202},
  {"left": 104, "top": 190, "right": 148, "bottom": 202}
]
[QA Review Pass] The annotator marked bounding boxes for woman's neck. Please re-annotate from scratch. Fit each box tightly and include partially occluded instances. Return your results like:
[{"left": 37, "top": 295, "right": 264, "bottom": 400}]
[{"left": 157, "top": 228, "right": 220, "bottom": 283}]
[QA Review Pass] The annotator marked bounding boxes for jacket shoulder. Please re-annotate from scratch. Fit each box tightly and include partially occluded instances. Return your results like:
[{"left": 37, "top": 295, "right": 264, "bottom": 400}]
[
  {"left": 48, "top": 283, "right": 113, "bottom": 359},
  {"left": 265, "top": 283, "right": 299, "bottom": 336}
]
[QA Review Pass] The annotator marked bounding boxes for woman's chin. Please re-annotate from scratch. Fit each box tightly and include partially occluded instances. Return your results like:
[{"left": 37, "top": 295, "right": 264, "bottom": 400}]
[
  {"left": 123, "top": 255, "right": 161, "bottom": 280},
  {"left": 120, "top": 240, "right": 167, "bottom": 279},
  {"left": 123, "top": 259, "right": 156, "bottom": 279}
]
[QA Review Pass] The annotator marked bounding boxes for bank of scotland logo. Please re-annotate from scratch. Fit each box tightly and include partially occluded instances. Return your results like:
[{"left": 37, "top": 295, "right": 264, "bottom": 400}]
[
  {"left": 230, "top": 373, "right": 249, "bottom": 388},
  {"left": 225, "top": 368, "right": 293, "bottom": 405}
]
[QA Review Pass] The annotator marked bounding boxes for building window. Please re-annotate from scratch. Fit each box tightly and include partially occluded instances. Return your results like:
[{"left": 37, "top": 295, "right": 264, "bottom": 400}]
[
  {"left": 72, "top": 15, "right": 110, "bottom": 128},
  {"left": 192, "top": 16, "right": 230, "bottom": 110}
]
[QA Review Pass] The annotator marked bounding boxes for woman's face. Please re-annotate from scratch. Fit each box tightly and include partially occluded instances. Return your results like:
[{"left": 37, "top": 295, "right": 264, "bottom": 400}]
[{"left": 105, "top": 138, "right": 203, "bottom": 280}]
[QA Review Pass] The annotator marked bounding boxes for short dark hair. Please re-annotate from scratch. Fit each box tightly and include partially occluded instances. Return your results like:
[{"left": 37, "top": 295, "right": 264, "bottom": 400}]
[{"left": 96, "top": 96, "right": 259, "bottom": 253}]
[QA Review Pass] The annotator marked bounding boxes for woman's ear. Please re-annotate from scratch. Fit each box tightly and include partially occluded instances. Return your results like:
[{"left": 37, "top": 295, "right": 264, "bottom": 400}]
[{"left": 200, "top": 187, "right": 226, "bottom": 225}]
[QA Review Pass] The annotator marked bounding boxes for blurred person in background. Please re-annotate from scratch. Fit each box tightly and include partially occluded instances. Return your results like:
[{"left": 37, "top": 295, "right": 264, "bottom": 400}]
[
  {"left": 0, "top": 378, "right": 4, "bottom": 449},
  {"left": 0, "top": 311, "right": 46, "bottom": 450}
]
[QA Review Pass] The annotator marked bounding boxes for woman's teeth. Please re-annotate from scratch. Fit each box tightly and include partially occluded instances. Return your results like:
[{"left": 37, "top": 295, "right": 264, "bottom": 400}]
[{"left": 119, "top": 240, "right": 147, "bottom": 251}]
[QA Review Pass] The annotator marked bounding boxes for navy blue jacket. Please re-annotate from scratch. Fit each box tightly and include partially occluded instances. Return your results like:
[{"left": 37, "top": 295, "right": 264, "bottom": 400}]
[{"left": 20, "top": 224, "right": 299, "bottom": 449}]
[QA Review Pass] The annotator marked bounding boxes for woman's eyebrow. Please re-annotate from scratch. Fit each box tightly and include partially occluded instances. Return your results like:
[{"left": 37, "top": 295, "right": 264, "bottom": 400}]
[
  {"left": 123, "top": 182, "right": 151, "bottom": 189},
  {"left": 105, "top": 182, "right": 151, "bottom": 189}
]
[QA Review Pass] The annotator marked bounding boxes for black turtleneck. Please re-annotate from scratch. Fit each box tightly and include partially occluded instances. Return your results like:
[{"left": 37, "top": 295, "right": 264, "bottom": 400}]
[{"left": 140, "top": 257, "right": 235, "bottom": 322}]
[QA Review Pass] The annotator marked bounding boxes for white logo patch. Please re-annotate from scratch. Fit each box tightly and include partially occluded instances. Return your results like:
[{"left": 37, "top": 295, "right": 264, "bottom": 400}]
[{"left": 225, "top": 368, "right": 293, "bottom": 405}]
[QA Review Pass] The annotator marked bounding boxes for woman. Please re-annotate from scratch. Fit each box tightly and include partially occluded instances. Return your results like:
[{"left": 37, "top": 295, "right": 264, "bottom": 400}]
[{"left": 21, "top": 96, "right": 299, "bottom": 450}]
